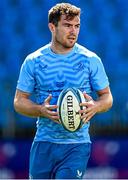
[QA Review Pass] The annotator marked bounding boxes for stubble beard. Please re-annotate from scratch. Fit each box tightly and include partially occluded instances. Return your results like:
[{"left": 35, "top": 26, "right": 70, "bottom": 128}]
[{"left": 55, "top": 35, "right": 76, "bottom": 49}]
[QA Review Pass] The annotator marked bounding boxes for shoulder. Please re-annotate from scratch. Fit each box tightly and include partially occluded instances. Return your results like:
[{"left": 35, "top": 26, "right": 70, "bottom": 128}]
[
  {"left": 25, "top": 44, "right": 50, "bottom": 62},
  {"left": 75, "top": 43, "right": 101, "bottom": 61}
]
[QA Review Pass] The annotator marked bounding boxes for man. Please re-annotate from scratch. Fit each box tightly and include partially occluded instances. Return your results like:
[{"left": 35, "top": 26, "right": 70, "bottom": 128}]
[{"left": 14, "top": 3, "right": 113, "bottom": 179}]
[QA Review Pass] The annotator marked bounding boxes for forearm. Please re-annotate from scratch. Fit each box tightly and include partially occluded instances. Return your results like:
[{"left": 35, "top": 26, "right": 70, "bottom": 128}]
[
  {"left": 96, "top": 92, "right": 113, "bottom": 113},
  {"left": 14, "top": 90, "right": 59, "bottom": 123},
  {"left": 14, "top": 97, "right": 41, "bottom": 118}
]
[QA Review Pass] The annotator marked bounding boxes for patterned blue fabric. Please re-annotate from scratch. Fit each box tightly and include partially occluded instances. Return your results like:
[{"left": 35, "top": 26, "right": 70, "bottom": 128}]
[{"left": 17, "top": 43, "right": 109, "bottom": 143}]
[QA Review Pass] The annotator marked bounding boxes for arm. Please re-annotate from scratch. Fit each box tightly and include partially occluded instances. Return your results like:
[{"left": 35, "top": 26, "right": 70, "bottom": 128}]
[
  {"left": 14, "top": 89, "right": 59, "bottom": 123},
  {"left": 95, "top": 86, "right": 113, "bottom": 113},
  {"left": 80, "top": 86, "right": 113, "bottom": 123}
]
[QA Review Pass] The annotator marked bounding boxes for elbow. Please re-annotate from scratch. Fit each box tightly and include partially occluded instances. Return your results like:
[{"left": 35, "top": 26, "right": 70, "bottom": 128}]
[
  {"left": 107, "top": 95, "right": 113, "bottom": 111},
  {"left": 14, "top": 98, "right": 20, "bottom": 113},
  {"left": 110, "top": 94, "right": 113, "bottom": 108}
]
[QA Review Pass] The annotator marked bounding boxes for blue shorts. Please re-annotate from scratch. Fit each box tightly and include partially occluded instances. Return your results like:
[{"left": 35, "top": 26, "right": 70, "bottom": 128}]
[{"left": 29, "top": 141, "right": 91, "bottom": 179}]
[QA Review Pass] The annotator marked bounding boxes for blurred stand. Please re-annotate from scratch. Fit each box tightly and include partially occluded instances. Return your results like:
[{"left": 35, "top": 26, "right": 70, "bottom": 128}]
[{"left": 0, "top": 0, "right": 128, "bottom": 179}]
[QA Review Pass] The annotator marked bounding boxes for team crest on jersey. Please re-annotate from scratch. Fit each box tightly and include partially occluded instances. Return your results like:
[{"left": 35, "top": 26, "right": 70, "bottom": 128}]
[{"left": 73, "top": 61, "right": 86, "bottom": 72}]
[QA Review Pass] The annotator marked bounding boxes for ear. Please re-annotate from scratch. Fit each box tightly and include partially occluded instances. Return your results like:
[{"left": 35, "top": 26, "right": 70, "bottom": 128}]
[{"left": 48, "top": 23, "right": 56, "bottom": 33}]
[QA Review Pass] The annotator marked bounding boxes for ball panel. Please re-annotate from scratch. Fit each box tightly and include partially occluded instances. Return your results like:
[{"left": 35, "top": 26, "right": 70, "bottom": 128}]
[
  {"left": 57, "top": 88, "right": 85, "bottom": 132},
  {"left": 60, "top": 90, "right": 81, "bottom": 132}
]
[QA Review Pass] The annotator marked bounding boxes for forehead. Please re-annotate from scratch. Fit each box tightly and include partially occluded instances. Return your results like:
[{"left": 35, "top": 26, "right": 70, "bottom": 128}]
[{"left": 59, "top": 14, "right": 80, "bottom": 24}]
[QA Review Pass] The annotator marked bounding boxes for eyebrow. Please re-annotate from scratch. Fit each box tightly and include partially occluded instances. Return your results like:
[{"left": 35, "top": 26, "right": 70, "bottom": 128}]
[
  {"left": 63, "top": 22, "right": 80, "bottom": 26},
  {"left": 63, "top": 20, "right": 80, "bottom": 24}
]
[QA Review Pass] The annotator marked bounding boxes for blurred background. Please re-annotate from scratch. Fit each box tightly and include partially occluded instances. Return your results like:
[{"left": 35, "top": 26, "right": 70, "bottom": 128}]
[{"left": 0, "top": 0, "right": 128, "bottom": 179}]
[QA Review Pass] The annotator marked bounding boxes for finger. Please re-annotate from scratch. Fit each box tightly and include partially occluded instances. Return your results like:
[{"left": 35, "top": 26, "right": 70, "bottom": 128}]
[
  {"left": 79, "top": 108, "right": 86, "bottom": 114},
  {"left": 45, "top": 104, "right": 58, "bottom": 110},
  {"left": 47, "top": 110, "right": 59, "bottom": 116},
  {"left": 80, "top": 106, "right": 91, "bottom": 113},
  {"left": 81, "top": 113, "right": 87, "bottom": 120},
  {"left": 49, "top": 116, "right": 60, "bottom": 124},
  {"left": 52, "top": 116, "right": 60, "bottom": 121},
  {"left": 83, "top": 118, "right": 89, "bottom": 124},
  {"left": 82, "top": 112, "right": 95, "bottom": 123},
  {"left": 46, "top": 111, "right": 60, "bottom": 123},
  {"left": 53, "top": 120, "right": 61, "bottom": 124},
  {"left": 81, "top": 109, "right": 94, "bottom": 118},
  {"left": 44, "top": 94, "right": 52, "bottom": 104},
  {"left": 80, "top": 101, "right": 94, "bottom": 108},
  {"left": 83, "top": 92, "right": 93, "bottom": 102},
  {"left": 83, "top": 115, "right": 92, "bottom": 123},
  {"left": 82, "top": 115, "right": 90, "bottom": 124}
]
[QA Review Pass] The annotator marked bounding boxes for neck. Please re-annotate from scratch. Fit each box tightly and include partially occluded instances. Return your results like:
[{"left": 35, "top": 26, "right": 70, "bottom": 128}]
[{"left": 50, "top": 40, "right": 73, "bottom": 54}]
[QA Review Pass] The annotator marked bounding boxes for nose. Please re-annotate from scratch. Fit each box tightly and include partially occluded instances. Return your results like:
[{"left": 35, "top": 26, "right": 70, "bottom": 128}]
[{"left": 70, "top": 26, "right": 77, "bottom": 33}]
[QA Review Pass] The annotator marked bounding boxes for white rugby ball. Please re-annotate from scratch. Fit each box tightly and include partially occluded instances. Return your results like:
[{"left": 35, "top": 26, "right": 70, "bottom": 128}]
[{"left": 57, "top": 88, "right": 86, "bottom": 132}]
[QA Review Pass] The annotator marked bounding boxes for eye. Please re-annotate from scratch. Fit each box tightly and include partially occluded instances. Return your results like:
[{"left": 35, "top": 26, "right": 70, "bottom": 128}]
[
  {"left": 64, "top": 24, "right": 71, "bottom": 27},
  {"left": 75, "top": 24, "right": 80, "bottom": 28}
]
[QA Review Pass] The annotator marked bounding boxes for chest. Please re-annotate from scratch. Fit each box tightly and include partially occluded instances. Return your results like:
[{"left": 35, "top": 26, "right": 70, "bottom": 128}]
[{"left": 35, "top": 58, "right": 90, "bottom": 90}]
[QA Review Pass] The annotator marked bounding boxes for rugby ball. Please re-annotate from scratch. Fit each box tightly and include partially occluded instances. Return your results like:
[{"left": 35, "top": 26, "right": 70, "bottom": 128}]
[{"left": 57, "top": 88, "right": 86, "bottom": 132}]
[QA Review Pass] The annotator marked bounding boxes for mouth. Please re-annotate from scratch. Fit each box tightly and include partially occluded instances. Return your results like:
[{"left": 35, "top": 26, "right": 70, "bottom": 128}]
[{"left": 68, "top": 37, "right": 76, "bottom": 40}]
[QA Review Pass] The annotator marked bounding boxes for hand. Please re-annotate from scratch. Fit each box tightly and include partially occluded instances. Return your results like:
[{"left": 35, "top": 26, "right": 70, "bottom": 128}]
[
  {"left": 79, "top": 92, "right": 98, "bottom": 123},
  {"left": 40, "top": 94, "right": 60, "bottom": 124}
]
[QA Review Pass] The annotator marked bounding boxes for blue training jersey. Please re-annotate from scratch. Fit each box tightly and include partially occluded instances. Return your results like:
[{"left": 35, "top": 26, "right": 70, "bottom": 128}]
[{"left": 17, "top": 43, "right": 109, "bottom": 144}]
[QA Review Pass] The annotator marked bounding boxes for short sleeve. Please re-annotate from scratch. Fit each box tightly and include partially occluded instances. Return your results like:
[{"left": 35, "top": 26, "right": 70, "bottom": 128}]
[
  {"left": 89, "top": 56, "right": 109, "bottom": 91},
  {"left": 16, "top": 56, "right": 35, "bottom": 93}
]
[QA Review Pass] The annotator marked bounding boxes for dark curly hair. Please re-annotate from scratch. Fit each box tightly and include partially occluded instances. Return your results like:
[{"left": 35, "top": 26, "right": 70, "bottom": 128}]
[{"left": 48, "top": 3, "right": 81, "bottom": 26}]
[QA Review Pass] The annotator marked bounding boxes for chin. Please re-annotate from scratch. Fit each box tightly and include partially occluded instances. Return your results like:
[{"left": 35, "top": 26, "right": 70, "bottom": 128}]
[{"left": 65, "top": 42, "right": 76, "bottom": 48}]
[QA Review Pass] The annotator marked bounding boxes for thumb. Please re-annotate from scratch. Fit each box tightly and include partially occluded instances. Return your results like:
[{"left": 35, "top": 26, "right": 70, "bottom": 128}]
[
  {"left": 44, "top": 94, "right": 52, "bottom": 105},
  {"left": 83, "top": 92, "right": 93, "bottom": 102}
]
